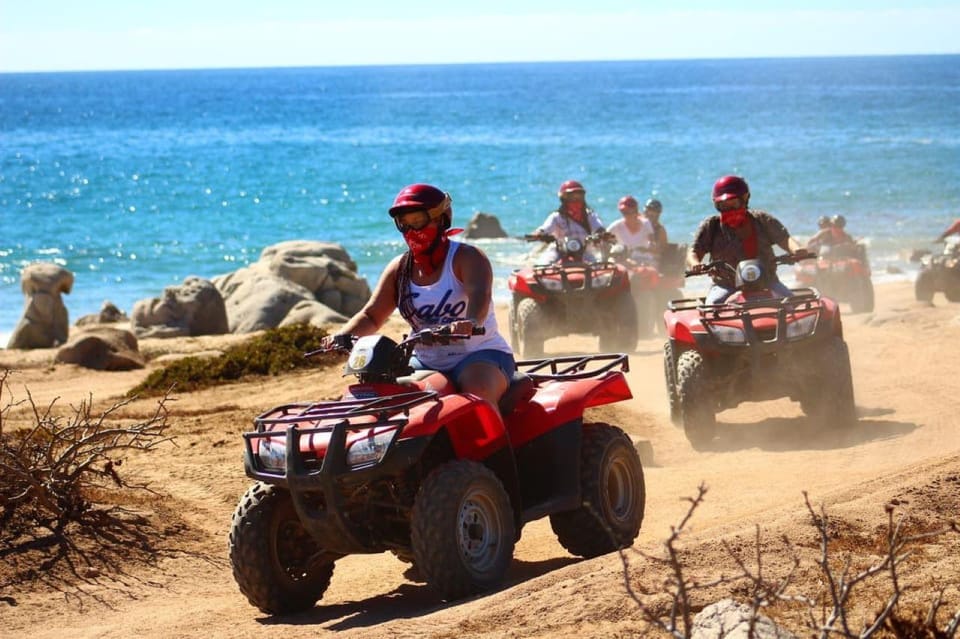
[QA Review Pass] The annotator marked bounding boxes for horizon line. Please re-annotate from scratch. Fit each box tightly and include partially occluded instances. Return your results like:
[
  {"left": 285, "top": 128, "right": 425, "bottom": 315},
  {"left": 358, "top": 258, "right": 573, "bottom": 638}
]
[{"left": 2, "top": 50, "right": 957, "bottom": 76}]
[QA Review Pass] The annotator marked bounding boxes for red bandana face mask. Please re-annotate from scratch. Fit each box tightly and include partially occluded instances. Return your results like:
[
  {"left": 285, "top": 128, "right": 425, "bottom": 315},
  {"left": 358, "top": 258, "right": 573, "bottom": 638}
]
[
  {"left": 565, "top": 201, "right": 585, "bottom": 221},
  {"left": 720, "top": 208, "right": 748, "bottom": 228},
  {"left": 403, "top": 225, "right": 446, "bottom": 269}
]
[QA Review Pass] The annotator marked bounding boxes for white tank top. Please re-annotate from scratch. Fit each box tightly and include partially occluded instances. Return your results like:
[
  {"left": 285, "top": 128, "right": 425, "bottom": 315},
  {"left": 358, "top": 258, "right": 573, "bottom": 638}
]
[{"left": 399, "top": 241, "right": 513, "bottom": 370}]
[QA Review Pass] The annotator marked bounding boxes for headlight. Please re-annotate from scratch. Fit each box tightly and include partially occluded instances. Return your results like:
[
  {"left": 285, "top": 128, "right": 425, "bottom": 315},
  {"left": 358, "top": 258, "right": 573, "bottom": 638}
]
[
  {"left": 540, "top": 277, "right": 564, "bottom": 291},
  {"left": 346, "top": 428, "right": 398, "bottom": 468},
  {"left": 257, "top": 438, "right": 286, "bottom": 472},
  {"left": 564, "top": 238, "right": 583, "bottom": 253},
  {"left": 710, "top": 325, "right": 746, "bottom": 344},
  {"left": 786, "top": 314, "right": 818, "bottom": 339},
  {"left": 739, "top": 262, "right": 762, "bottom": 283},
  {"left": 591, "top": 272, "right": 614, "bottom": 287}
]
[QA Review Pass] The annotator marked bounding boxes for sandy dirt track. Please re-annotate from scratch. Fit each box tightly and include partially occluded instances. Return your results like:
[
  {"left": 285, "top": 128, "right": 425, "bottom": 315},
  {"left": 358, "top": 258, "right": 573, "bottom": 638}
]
[{"left": 2, "top": 280, "right": 959, "bottom": 638}]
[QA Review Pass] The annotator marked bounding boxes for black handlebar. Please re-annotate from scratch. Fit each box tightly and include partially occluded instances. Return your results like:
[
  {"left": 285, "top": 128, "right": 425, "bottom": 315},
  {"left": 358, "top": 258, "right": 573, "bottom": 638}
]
[
  {"left": 685, "top": 252, "right": 815, "bottom": 278},
  {"left": 524, "top": 233, "right": 554, "bottom": 243},
  {"left": 524, "top": 232, "right": 615, "bottom": 244},
  {"left": 305, "top": 324, "right": 486, "bottom": 358}
]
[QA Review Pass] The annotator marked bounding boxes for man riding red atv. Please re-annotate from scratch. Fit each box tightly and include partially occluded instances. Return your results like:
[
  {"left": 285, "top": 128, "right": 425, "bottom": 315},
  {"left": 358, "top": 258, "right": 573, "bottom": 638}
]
[
  {"left": 229, "top": 326, "right": 646, "bottom": 614},
  {"left": 664, "top": 176, "right": 856, "bottom": 448}
]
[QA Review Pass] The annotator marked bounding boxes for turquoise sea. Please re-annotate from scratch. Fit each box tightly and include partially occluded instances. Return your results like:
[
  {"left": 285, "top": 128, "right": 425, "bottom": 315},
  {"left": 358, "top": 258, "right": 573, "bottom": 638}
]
[{"left": 2, "top": 55, "right": 959, "bottom": 345}]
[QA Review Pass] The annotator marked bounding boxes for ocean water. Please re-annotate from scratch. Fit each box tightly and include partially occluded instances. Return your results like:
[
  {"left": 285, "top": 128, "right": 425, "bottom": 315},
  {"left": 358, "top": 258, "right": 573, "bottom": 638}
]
[{"left": 2, "top": 56, "right": 959, "bottom": 345}]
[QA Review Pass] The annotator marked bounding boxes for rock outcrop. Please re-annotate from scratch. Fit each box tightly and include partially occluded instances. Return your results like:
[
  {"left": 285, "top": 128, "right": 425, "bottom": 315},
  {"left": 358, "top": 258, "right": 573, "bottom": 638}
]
[
  {"left": 462, "top": 212, "right": 508, "bottom": 239},
  {"left": 75, "top": 300, "right": 129, "bottom": 327},
  {"left": 55, "top": 326, "right": 145, "bottom": 371},
  {"left": 211, "top": 240, "right": 369, "bottom": 333},
  {"left": 7, "top": 263, "right": 74, "bottom": 350},
  {"left": 131, "top": 276, "right": 229, "bottom": 338}
]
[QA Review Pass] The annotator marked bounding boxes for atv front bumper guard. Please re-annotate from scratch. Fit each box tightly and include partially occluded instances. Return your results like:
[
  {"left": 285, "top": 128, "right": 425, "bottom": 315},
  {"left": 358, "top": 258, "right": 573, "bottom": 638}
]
[
  {"left": 668, "top": 290, "right": 826, "bottom": 353},
  {"left": 241, "top": 391, "right": 439, "bottom": 554}
]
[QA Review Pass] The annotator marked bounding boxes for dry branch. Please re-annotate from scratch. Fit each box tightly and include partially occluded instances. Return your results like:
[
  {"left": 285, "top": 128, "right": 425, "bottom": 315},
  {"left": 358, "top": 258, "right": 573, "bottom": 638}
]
[{"left": 0, "top": 369, "right": 174, "bottom": 546}]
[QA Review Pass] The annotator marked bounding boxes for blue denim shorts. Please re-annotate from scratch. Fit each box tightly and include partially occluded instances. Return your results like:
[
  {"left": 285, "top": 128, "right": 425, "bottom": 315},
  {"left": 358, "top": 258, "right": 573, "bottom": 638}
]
[{"left": 410, "top": 349, "right": 516, "bottom": 381}]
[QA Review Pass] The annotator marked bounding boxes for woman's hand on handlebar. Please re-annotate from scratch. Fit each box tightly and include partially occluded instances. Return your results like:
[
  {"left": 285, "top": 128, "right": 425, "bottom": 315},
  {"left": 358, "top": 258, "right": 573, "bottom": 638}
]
[
  {"left": 447, "top": 319, "right": 481, "bottom": 336},
  {"left": 305, "top": 333, "right": 354, "bottom": 358}
]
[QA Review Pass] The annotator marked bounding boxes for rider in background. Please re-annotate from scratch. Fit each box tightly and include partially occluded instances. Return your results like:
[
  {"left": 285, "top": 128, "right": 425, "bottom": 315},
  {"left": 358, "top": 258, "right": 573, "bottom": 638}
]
[
  {"left": 322, "top": 183, "right": 515, "bottom": 407},
  {"left": 805, "top": 215, "right": 835, "bottom": 251},
  {"left": 827, "top": 215, "right": 859, "bottom": 257},
  {"left": 935, "top": 218, "right": 960, "bottom": 242},
  {"left": 686, "top": 175, "right": 805, "bottom": 305},
  {"left": 607, "top": 195, "right": 657, "bottom": 265},
  {"left": 531, "top": 180, "right": 606, "bottom": 263},
  {"left": 643, "top": 198, "right": 669, "bottom": 249},
  {"left": 830, "top": 215, "right": 856, "bottom": 243}
]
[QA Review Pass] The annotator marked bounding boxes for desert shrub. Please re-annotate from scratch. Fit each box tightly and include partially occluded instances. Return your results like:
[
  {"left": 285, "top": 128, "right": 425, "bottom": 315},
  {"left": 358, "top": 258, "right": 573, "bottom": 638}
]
[
  {"left": 0, "top": 370, "right": 172, "bottom": 545},
  {"left": 128, "top": 324, "right": 332, "bottom": 397},
  {"left": 622, "top": 485, "right": 960, "bottom": 639}
]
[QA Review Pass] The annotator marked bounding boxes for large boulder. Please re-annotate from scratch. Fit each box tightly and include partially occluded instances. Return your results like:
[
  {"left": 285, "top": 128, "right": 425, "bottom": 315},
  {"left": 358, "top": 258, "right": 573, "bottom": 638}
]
[
  {"left": 55, "top": 326, "right": 145, "bottom": 371},
  {"left": 131, "top": 276, "right": 229, "bottom": 338},
  {"left": 213, "top": 266, "right": 315, "bottom": 333},
  {"left": 212, "top": 240, "right": 370, "bottom": 333},
  {"left": 260, "top": 240, "right": 370, "bottom": 316},
  {"left": 7, "top": 263, "right": 74, "bottom": 350},
  {"left": 462, "top": 212, "right": 508, "bottom": 239}
]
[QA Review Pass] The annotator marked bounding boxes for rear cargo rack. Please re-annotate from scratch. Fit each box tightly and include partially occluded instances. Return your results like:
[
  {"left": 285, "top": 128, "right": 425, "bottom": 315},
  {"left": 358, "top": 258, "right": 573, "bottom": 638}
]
[{"left": 515, "top": 352, "right": 629, "bottom": 380}]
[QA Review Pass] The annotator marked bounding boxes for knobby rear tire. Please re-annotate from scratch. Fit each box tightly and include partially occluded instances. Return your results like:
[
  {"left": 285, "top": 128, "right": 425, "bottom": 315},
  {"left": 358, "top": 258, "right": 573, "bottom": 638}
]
[{"left": 550, "top": 423, "right": 645, "bottom": 558}]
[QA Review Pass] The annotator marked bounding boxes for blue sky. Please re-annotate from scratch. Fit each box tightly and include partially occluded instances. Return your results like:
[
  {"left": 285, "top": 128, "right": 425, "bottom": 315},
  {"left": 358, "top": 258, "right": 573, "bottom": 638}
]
[{"left": 1, "top": 0, "right": 958, "bottom": 72}]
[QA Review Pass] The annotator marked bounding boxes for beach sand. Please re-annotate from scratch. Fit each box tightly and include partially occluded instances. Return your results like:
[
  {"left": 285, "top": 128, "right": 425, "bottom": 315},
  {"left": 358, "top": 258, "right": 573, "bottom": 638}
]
[{"left": 2, "top": 280, "right": 959, "bottom": 638}]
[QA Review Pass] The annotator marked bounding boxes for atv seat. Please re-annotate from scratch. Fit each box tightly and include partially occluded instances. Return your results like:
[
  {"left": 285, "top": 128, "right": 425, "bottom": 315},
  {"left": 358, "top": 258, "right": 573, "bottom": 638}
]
[{"left": 498, "top": 371, "right": 536, "bottom": 416}]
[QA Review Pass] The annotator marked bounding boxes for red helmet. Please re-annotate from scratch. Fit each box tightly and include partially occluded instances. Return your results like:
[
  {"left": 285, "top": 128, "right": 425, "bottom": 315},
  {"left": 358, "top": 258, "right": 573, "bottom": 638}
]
[
  {"left": 388, "top": 183, "right": 452, "bottom": 228},
  {"left": 618, "top": 195, "right": 639, "bottom": 211},
  {"left": 557, "top": 179, "right": 586, "bottom": 199},
  {"left": 712, "top": 175, "right": 750, "bottom": 202}
]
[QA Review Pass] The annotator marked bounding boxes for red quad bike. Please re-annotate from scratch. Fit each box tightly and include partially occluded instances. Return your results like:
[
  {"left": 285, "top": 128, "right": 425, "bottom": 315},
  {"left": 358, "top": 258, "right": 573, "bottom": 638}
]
[
  {"left": 913, "top": 237, "right": 960, "bottom": 303},
  {"left": 507, "top": 232, "right": 637, "bottom": 358},
  {"left": 610, "top": 243, "right": 688, "bottom": 337},
  {"left": 662, "top": 253, "right": 856, "bottom": 450},
  {"left": 794, "top": 241, "right": 875, "bottom": 313},
  {"left": 228, "top": 325, "right": 645, "bottom": 614}
]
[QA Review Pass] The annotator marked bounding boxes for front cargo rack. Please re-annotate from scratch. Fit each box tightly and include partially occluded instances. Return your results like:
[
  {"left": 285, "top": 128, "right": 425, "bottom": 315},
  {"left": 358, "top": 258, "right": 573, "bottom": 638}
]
[
  {"left": 667, "top": 288, "right": 820, "bottom": 314},
  {"left": 251, "top": 390, "right": 439, "bottom": 433}
]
